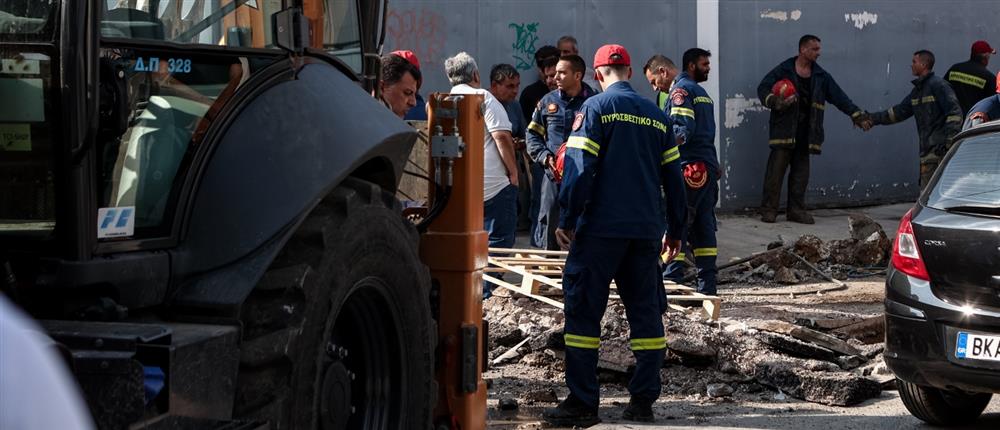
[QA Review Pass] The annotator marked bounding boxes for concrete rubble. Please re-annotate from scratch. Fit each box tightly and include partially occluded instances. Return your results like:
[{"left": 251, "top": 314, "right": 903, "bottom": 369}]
[
  {"left": 485, "top": 294, "right": 889, "bottom": 407},
  {"left": 738, "top": 213, "right": 891, "bottom": 285},
  {"left": 483, "top": 212, "right": 895, "bottom": 412}
]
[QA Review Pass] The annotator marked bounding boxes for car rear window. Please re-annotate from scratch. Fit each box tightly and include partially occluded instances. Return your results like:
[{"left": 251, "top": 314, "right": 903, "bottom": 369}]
[{"left": 927, "top": 133, "right": 1000, "bottom": 209}]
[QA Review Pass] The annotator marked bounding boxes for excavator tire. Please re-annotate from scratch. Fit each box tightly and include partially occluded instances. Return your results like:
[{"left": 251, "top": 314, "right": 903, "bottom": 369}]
[{"left": 234, "top": 177, "right": 435, "bottom": 430}]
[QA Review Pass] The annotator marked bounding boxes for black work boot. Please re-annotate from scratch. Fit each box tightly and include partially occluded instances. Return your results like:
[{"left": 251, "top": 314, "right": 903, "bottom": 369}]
[
  {"left": 760, "top": 211, "right": 777, "bottom": 223},
  {"left": 542, "top": 394, "right": 600, "bottom": 428},
  {"left": 621, "top": 397, "right": 655, "bottom": 422},
  {"left": 786, "top": 211, "right": 815, "bottom": 224}
]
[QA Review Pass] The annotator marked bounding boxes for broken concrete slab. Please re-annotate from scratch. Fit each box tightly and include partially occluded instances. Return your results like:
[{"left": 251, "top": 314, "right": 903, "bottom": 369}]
[
  {"left": 758, "top": 331, "right": 837, "bottom": 363},
  {"left": 795, "top": 316, "right": 865, "bottom": 330},
  {"left": 666, "top": 335, "right": 717, "bottom": 367},
  {"left": 832, "top": 316, "right": 885, "bottom": 345},
  {"left": 753, "top": 359, "right": 882, "bottom": 406},
  {"left": 752, "top": 320, "right": 862, "bottom": 356},
  {"left": 848, "top": 213, "right": 884, "bottom": 242}
]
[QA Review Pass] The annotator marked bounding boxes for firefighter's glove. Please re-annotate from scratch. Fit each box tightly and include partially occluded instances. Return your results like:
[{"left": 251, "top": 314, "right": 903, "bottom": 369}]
[
  {"left": 774, "top": 94, "right": 797, "bottom": 111},
  {"left": 853, "top": 111, "right": 873, "bottom": 131}
]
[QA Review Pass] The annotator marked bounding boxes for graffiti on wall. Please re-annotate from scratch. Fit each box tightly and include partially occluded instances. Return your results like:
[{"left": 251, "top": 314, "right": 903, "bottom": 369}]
[
  {"left": 508, "top": 22, "right": 540, "bottom": 70},
  {"left": 385, "top": 7, "right": 447, "bottom": 64}
]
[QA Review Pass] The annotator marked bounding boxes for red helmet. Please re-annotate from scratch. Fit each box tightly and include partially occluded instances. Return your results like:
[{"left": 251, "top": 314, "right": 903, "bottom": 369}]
[
  {"left": 772, "top": 78, "right": 796, "bottom": 99},
  {"left": 554, "top": 142, "right": 568, "bottom": 183}
]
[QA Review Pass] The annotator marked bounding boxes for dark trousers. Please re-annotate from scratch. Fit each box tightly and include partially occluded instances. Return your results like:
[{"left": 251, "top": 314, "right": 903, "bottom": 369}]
[
  {"left": 663, "top": 176, "right": 718, "bottom": 295},
  {"left": 529, "top": 163, "right": 545, "bottom": 244},
  {"left": 562, "top": 234, "right": 666, "bottom": 408},
  {"left": 761, "top": 141, "right": 810, "bottom": 216},
  {"left": 534, "top": 175, "right": 561, "bottom": 250},
  {"left": 516, "top": 150, "right": 532, "bottom": 231},
  {"left": 483, "top": 184, "right": 518, "bottom": 298}
]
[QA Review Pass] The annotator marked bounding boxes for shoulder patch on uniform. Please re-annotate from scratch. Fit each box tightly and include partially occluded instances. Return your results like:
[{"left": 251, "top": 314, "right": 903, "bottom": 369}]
[
  {"left": 671, "top": 88, "right": 688, "bottom": 106},
  {"left": 547, "top": 103, "right": 559, "bottom": 114},
  {"left": 572, "top": 112, "right": 584, "bottom": 131}
]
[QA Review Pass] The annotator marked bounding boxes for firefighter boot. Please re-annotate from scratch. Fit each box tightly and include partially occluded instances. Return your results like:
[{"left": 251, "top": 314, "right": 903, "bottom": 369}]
[
  {"left": 621, "top": 396, "right": 655, "bottom": 422},
  {"left": 542, "top": 394, "right": 601, "bottom": 428}
]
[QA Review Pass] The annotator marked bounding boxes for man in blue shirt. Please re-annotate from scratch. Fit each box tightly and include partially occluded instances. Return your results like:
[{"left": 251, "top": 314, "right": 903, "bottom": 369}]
[
  {"left": 489, "top": 63, "right": 531, "bottom": 232},
  {"left": 662, "top": 48, "right": 720, "bottom": 296},
  {"left": 542, "top": 44, "right": 686, "bottom": 427}
]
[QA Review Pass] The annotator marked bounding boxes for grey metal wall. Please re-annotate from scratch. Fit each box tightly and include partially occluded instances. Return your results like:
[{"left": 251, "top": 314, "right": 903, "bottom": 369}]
[
  {"left": 384, "top": 0, "right": 1000, "bottom": 210},
  {"left": 720, "top": 1, "right": 1000, "bottom": 210}
]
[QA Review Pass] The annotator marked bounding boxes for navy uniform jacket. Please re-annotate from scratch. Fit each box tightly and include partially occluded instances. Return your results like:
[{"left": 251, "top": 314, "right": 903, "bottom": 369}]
[
  {"left": 945, "top": 60, "right": 997, "bottom": 115},
  {"left": 963, "top": 94, "right": 1000, "bottom": 130},
  {"left": 558, "top": 81, "right": 686, "bottom": 240},
  {"left": 668, "top": 72, "right": 719, "bottom": 172},
  {"left": 526, "top": 83, "right": 597, "bottom": 164},
  {"left": 757, "top": 57, "right": 864, "bottom": 154},
  {"left": 870, "top": 72, "right": 963, "bottom": 156}
]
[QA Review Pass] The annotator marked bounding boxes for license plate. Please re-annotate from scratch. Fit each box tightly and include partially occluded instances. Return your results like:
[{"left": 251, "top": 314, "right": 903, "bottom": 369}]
[{"left": 956, "top": 332, "right": 1000, "bottom": 361}]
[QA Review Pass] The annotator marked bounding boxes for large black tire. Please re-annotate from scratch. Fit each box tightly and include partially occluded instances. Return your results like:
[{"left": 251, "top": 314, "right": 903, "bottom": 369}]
[
  {"left": 897, "top": 379, "right": 992, "bottom": 426},
  {"left": 234, "top": 178, "right": 435, "bottom": 429}
]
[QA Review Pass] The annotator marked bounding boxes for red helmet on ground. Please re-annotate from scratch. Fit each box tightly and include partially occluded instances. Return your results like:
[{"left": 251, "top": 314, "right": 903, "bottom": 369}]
[{"left": 772, "top": 78, "right": 796, "bottom": 99}]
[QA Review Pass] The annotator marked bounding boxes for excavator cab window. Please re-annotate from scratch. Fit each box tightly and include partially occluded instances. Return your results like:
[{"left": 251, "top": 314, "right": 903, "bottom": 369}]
[
  {"left": 101, "top": 0, "right": 282, "bottom": 48},
  {"left": 94, "top": 0, "right": 292, "bottom": 242},
  {"left": 322, "top": 0, "right": 362, "bottom": 72},
  {"left": 0, "top": 2, "right": 58, "bottom": 238}
]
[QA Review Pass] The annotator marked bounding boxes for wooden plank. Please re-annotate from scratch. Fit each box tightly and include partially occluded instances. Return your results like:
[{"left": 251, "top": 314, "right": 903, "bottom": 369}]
[
  {"left": 483, "top": 274, "right": 564, "bottom": 309},
  {"left": 489, "top": 247, "right": 568, "bottom": 256},
  {"left": 752, "top": 321, "right": 861, "bottom": 356}
]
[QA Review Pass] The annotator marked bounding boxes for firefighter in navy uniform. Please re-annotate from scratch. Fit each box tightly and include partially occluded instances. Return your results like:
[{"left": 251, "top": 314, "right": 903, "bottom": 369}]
[
  {"left": 867, "top": 50, "right": 963, "bottom": 189},
  {"left": 542, "top": 44, "right": 687, "bottom": 427},
  {"left": 526, "top": 54, "right": 596, "bottom": 249},
  {"left": 945, "top": 40, "right": 996, "bottom": 116},
  {"left": 662, "top": 48, "right": 720, "bottom": 296}
]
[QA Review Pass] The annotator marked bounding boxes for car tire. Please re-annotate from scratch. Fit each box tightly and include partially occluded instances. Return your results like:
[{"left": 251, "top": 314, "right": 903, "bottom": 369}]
[
  {"left": 234, "top": 177, "right": 435, "bottom": 429},
  {"left": 897, "top": 379, "right": 992, "bottom": 426}
]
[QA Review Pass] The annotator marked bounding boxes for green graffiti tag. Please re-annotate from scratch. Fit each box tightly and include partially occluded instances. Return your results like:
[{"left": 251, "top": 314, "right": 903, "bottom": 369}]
[{"left": 509, "top": 22, "right": 539, "bottom": 70}]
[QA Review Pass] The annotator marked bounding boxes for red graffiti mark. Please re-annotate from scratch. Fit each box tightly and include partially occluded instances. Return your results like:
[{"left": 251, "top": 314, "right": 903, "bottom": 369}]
[{"left": 385, "top": 7, "right": 446, "bottom": 65}]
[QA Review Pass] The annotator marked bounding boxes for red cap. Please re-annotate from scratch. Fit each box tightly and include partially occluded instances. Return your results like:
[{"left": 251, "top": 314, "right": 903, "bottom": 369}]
[
  {"left": 972, "top": 40, "right": 996, "bottom": 56},
  {"left": 390, "top": 50, "right": 420, "bottom": 70},
  {"left": 593, "top": 44, "right": 631, "bottom": 68}
]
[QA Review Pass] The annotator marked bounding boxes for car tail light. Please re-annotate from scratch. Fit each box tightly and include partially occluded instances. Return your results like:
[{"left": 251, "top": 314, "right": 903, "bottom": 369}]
[{"left": 891, "top": 208, "right": 930, "bottom": 280}]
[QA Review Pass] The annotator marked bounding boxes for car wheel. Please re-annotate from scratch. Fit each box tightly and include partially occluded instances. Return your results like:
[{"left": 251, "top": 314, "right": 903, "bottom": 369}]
[{"left": 897, "top": 378, "right": 992, "bottom": 426}]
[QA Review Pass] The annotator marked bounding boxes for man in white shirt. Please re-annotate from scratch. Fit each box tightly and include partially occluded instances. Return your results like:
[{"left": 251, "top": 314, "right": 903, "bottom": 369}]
[{"left": 444, "top": 52, "right": 520, "bottom": 297}]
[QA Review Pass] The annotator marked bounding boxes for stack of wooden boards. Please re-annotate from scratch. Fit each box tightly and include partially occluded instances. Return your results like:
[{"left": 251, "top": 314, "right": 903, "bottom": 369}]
[{"left": 484, "top": 247, "right": 721, "bottom": 320}]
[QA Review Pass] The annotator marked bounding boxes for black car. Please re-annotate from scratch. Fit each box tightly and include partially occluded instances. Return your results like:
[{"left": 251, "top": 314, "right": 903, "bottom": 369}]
[{"left": 885, "top": 121, "right": 1000, "bottom": 426}]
